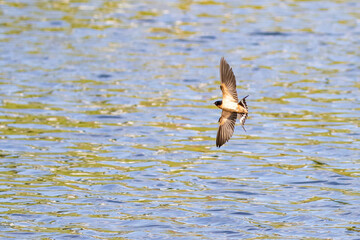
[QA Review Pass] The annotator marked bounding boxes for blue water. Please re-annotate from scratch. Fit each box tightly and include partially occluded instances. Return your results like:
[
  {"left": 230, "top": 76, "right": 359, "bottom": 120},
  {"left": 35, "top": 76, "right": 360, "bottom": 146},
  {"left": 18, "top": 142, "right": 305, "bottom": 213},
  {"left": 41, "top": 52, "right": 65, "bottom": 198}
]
[{"left": 0, "top": 0, "right": 359, "bottom": 239}]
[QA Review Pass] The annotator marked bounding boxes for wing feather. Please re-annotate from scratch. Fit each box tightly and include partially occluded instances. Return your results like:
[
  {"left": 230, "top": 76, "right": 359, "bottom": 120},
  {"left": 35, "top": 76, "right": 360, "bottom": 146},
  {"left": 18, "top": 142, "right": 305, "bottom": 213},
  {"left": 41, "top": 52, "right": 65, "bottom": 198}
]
[
  {"left": 220, "top": 57, "right": 238, "bottom": 103},
  {"left": 216, "top": 111, "right": 237, "bottom": 147}
]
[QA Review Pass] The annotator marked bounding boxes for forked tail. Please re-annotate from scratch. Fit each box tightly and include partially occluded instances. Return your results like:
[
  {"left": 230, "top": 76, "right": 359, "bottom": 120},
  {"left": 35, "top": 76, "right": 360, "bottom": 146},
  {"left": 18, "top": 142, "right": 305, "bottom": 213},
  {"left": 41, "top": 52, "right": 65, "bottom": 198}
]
[
  {"left": 238, "top": 95, "right": 249, "bottom": 132},
  {"left": 239, "top": 95, "right": 249, "bottom": 110}
]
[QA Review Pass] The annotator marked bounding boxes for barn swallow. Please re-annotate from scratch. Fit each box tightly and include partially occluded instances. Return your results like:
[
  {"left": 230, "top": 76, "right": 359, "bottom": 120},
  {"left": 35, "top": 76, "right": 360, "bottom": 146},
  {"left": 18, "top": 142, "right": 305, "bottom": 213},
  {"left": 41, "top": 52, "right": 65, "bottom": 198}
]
[{"left": 214, "top": 57, "right": 249, "bottom": 147}]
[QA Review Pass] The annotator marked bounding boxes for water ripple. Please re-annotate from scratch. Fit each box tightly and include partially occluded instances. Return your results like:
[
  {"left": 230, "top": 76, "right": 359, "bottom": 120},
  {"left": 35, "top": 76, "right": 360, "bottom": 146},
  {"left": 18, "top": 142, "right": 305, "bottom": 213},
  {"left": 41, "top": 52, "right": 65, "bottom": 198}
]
[{"left": 0, "top": 0, "right": 359, "bottom": 239}]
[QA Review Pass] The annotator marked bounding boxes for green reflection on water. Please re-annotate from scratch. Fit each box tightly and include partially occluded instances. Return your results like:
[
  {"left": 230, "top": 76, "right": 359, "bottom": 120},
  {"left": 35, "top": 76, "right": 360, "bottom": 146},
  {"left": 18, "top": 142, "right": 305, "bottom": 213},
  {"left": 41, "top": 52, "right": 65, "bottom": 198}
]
[
  {"left": 2, "top": 101, "right": 61, "bottom": 111},
  {"left": 0, "top": 113, "right": 101, "bottom": 129}
]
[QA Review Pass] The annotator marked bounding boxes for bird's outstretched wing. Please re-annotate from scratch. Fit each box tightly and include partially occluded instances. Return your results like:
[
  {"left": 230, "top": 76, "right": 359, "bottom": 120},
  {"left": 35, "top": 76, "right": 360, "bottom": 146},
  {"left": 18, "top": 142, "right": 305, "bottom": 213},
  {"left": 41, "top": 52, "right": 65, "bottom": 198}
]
[
  {"left": 220, "top": 57, "right": 238, "bottom": 103},
  {"left": 216, "top": 110, "right": 237, "bottom": 147}
]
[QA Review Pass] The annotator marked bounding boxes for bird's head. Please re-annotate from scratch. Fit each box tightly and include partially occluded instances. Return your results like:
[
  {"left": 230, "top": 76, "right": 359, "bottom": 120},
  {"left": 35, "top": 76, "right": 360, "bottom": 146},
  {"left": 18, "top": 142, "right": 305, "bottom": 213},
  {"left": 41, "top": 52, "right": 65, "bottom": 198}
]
[{"left": 214, "top": 100, "right": 222, "bottom": 107}]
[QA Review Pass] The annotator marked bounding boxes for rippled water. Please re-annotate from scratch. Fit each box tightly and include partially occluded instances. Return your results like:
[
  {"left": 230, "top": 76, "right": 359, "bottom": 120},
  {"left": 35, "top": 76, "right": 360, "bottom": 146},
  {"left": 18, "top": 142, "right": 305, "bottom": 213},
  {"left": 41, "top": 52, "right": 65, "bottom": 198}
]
[{"left": 1, "top": 0, "right": 360, "bottom": 239}]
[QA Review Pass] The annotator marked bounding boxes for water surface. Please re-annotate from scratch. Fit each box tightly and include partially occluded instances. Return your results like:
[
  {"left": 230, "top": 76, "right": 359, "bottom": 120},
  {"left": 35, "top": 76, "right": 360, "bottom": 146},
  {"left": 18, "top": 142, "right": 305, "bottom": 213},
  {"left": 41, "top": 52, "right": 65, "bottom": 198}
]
[{"left": 0, "top": 0, "right": 359, "bottom": 239}]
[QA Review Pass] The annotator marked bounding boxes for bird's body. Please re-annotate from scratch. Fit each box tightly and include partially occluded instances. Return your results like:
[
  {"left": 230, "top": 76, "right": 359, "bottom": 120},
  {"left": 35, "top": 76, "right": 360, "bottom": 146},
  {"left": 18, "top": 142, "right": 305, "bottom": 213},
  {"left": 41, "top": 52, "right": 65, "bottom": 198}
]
[
  {"left": 214, "top": 57, "right": 249, "bottom": 148},
  {"left": 215, "top": 100, "right": 246, "bottom": 114}
]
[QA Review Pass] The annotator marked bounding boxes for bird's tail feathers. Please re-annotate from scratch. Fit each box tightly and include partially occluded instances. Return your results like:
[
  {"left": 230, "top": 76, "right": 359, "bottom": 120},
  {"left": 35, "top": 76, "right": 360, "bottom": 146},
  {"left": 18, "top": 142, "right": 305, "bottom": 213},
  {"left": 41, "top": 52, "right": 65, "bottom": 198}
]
[
  {"left": 238, "top": 96, "right": 249, "bottom": 132},
  {"left": 239, "top": 95, "right": 249, "bottom": 110}
]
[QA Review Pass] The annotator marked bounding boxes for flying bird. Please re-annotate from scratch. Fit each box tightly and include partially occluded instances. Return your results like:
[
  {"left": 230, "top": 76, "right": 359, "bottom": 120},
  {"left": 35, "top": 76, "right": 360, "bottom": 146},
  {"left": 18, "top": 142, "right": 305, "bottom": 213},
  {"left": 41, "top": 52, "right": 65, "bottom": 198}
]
[{"left": 214, "top": 57, "right": 249, "bottom": 147}]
